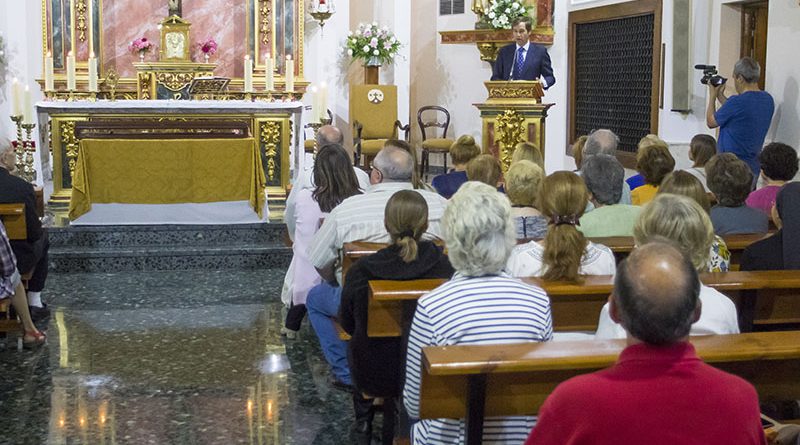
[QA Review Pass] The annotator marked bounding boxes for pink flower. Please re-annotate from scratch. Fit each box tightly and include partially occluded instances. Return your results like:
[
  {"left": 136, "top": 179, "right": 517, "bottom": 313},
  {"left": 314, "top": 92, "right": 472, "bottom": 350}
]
[
  {"left": 383, "top": 41, "right": 393, "bottom": 50},
  {"left": 129, "top": 37, "right": 153, "bottom": 54},
  {"left": 369, "top": 37, "right": 378, "bottom": 48},
  {"left": 200, "top": 38, "right": 218, "bottom": 55},
  {"left": 363, "top": 29, "right": 372, "bottom": 37}
]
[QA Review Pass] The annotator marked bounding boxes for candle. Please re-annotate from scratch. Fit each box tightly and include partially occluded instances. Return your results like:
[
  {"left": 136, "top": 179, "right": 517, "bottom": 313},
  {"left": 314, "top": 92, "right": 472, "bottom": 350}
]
[
  {"left": 11, "top": 78, "right": 21, "bottom": 116},
  {"left": 264, "top": 53, "right": 274, "bottom": 91},
  {"left": 66, "top": 51, "right": 76, "bottom": 91},
  {"left": 285, "top": 55, "right": 294, "bottom": 92},
  {"left": 23, "top": 86, "right": 33, "bottom": 124},
  {"left": 319, "top": 82, "right": 328, "bottom": 120},
  {"left": 244, "top": 55, "right": 253, "bottom": 93},
  {"left": 88, "top": 52, "right": 98, "bottom": 92},
  {"left": 44, "top": 52, "right": 55, "bottom": 92}
]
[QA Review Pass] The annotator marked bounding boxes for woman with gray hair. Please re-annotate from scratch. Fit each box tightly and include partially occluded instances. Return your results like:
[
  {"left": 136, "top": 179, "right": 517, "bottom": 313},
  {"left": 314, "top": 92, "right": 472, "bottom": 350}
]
[
  {"left": 595, "top": 193, "right": 739, "bottom": 339},
  {"left": 403, "top": 181, "right": 553, "bottom": 445}
]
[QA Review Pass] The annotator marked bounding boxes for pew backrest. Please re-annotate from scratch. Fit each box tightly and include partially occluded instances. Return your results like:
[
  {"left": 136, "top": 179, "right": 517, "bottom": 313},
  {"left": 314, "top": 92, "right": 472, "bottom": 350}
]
[{"left": 0, "top": 203, "right": 27, "bottom": 240}]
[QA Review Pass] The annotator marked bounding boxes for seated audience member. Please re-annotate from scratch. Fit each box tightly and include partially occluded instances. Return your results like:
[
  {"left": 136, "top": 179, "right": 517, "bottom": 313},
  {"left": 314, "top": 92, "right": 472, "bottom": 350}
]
[
  {"left": 507, "top": 171, "right": 616, "bottom": 280},
  {"left": 281, "top": 145, "right": 362, "bottom": 337},
  {"left": 659, "top": 171, "right": 731, "bottom": 272},
  {"left": 579, "top": 154, "right": 641, "bottom": 237},
  {"left": 511, "top": 141, "right": 544, "bottom": 170},
  {"left": 741, "top": 182, "right": 800, "bottom": 271},
  {"left": 0, "top": 222, "right": 45, "bottom": 346},
  {"left": 306, "top": 145, "right": 448, "bottom": 389},
  {"left": 285, "top": 126, "right": 370, "bottom": 241},
  {"left": 404, "top": 181, "right": 552, "bottom": 445},
  {"left": 339, "top": 190, "right": 454, "bottom": 444},
  {"left": 527, "top": 242, "right": 765, "bottom": 445},
  {"left": 0, "top": 138, "right": 49, "bottom": 321},
  {"left": 571, "top": 135, "right": 588, "bottom": 171},
  {"left": 630, "top": 141, "right": 675, "bottom": 205},
  {"left": 626, "top": 134, "right": 669, "bottom": 191},
  {"left": 505, "top": 160, "right": 547, "bottom": 240},
  {"left": 746, "top": 142, "right": 799, "bottom": 216},
  {"left": 582, "top": 129, "right": 632, "bottom": 205},
  {"left": 684, "top": 134, "right": 717, "bottom": 192},
  {"left": 431, "top": 135, "right": 481, "bottom": 199},
  {"left": 384, "top": 139, "right": 429, "bottom": 191},
  {"left": 595, "top": 193, "right": 739, "bottom": 338},
  {"left": 466, "top": 154, "right": 502, "bottom": 189},
  {"left": 706, "top": 153, "right": 769, "bottom": 235}
]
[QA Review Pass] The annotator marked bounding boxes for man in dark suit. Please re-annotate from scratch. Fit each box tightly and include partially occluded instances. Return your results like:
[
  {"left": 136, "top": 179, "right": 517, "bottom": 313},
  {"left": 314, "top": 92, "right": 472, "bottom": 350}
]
[
  {"left": 491, "top": 16, "right": 555, "bottom": 89},
  {"left": 0, "top": 140, "right": 49, "bottom": 320}
]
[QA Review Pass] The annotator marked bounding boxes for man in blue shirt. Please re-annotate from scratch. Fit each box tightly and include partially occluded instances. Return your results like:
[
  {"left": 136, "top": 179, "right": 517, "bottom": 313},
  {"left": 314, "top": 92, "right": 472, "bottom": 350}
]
[
  {"left": 491, "top": 17, "right": 555, "bottom": 88},
  {"left": 706, "top": 57, "right": 774, "bottom": 179}
]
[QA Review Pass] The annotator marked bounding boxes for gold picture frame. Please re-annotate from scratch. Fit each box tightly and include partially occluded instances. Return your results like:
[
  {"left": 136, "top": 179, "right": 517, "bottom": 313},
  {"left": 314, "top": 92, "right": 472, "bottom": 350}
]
[{"left": 159, "top": 15, "right": 191, "bottom": 62}]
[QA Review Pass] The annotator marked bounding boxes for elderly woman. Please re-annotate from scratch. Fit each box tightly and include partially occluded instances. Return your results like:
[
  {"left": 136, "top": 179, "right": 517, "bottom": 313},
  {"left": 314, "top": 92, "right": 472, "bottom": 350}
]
[
  {"left": 595, "top": 193, "right": 740, "bottom": 339},
  {"left": 579, "top": 154, "right": 641, "bottom": 237},
  {"left": 746, "top": 142, "right": 799, "bottom": 216},
  {"left": 1, "top": 222, "right": 45, "bottom": 346},
  {"left": 630, "top": 141, "right": 675, "bottom": 205},
  {"left": 706, "top": 153, "right": 769, "bottom": 234},
  {"left": 431, "top": 135, "right": 481, "bottom": 199},
  {"left": 511, "top": 141, "right": 544, "bottom": 170},
  {"left": 507, "top": 171, "right": 616, "bottom": 281},
  {"left": 505, "top": 160, "right": 547, "bottom": 240},
  {"left": 466, "top": 154, "right": 503, "bottom": 189},
  {"left": 626, "top": 134, "right": 669, "bottom": 191},
  {"left": 404, "top": 181, "right": 553, "bottom": 445},
  {"left": 741, "top": 182, "right": 800, "bottom": 271}
]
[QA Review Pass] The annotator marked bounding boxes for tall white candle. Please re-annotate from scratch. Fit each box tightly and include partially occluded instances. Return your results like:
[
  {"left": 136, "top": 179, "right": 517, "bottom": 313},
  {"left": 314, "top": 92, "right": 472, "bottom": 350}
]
[
  {"left": 264, "top": 53, "right": 274, "bottom": 91},
  {"left": 11, "top": 78, "right": 22, "bottom": 116},
  {"left": 88, "top": 52, "right": 98, "bottom": 92},
  {"left": 44, "top": 52, "right": 55, "bottom": 92},
  {"left": 66, "top": 51, "right": 76, "bottom": 91},
  {"left": 244, "top": 55, "right": 253, "bottom": 93},
  {"left": 285, "top": 55, "right": 294, "bottom": 92},
  {"left": 23, "top": 86, "right": 34, "bottom": 125},
  {"left": 319, "top": 82, "right": 328, "bottom": 120}
]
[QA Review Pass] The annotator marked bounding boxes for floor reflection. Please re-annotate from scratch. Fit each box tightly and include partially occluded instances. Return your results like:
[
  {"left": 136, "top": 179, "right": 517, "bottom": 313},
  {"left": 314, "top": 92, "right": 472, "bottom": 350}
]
[{"left": 0, "top": 270, "right": 354, "bottom": 445}]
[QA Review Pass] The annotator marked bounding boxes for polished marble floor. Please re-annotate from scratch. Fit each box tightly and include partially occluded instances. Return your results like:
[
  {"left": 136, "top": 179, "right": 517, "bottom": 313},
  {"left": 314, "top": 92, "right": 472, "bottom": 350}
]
[{"left": 0, "top": 269, "right": 361, "bottom": 445}]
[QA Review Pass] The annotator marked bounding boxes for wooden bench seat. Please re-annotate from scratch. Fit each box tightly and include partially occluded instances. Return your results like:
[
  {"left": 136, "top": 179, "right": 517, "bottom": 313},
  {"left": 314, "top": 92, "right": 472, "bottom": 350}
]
[
  {"left": 419, "top": 331, "right": 800, "bottom": 445},
  {"left": 366, "top": 270, "right": 800, "bottom": 337}
]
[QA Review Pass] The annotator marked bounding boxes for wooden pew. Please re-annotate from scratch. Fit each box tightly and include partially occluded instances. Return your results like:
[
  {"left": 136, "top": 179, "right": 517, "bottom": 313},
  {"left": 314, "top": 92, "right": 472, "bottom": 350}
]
[
  {"left": 419, "top": 331, "right": 800, "bottom": 445},
  {"left": 366, "top": 270, "right": 800, "bottom": 337},
  {"left": 0, "top": 203, "right": 27, "bottom": 240}
]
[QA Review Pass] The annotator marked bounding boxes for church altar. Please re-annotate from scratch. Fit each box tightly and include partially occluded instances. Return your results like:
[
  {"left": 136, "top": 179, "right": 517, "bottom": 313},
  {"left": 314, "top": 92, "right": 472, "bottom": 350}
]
[{"left": 36, "top": 100, "right": 303, "bottom": 217}]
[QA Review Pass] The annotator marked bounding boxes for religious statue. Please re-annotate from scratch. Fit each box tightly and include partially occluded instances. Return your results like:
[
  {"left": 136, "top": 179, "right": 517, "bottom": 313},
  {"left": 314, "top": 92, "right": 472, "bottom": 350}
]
[{"left": 168, "top": 0, "right": 182, "bottom": 17}]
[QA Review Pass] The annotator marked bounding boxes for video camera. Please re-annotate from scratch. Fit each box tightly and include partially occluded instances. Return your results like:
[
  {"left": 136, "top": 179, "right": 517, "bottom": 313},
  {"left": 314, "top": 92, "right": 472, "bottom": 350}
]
[{"left": 695, "top": 64, "right": 727, "bottom": 87}]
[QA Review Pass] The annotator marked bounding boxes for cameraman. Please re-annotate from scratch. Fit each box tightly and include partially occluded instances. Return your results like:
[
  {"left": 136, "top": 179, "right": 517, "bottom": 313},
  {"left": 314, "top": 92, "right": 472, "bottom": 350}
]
[{"left": 706, "top": 57, "right": 774, "bottom": 180}]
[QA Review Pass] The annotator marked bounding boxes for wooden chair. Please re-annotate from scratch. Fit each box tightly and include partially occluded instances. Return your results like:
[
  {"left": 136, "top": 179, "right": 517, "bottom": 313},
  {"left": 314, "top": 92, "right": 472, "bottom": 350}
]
[
  {"left": 0, "top": 204, "right": 27, "bottom": 350},
  {"left": 418, "top": 331, "right": 800, "bottom": 445},
  {"left": 417, "top": 106, "right": 454, "bottom": 180},
  {"left": 350, "top": 85, "right": 410, "bottom": 167}
]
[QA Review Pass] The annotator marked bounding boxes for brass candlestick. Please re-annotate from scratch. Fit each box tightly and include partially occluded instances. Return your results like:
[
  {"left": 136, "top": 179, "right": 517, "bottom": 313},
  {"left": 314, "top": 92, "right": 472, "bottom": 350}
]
[
  {"left": 21, "top": 123, "right": 37, "bottom": 183},
  {"left": 10, "top": 115, "right": 23, "bottom": 143}
]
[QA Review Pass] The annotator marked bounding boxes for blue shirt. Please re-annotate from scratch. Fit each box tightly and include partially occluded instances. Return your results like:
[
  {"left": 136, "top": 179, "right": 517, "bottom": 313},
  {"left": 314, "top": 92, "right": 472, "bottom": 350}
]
[
  {"left": 625, "top": 174, "right": 645, "bottom": 191},
  {"left": 714, "top": 90, "right": 774, "bottom": 176},
  {"left": 431, "top": 171, "right": 468, "bottom": 199}
]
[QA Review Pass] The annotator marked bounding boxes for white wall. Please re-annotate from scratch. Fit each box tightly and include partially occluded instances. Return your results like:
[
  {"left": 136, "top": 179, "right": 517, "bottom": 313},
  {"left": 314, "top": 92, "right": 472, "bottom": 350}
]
[{"left": 765, "top": 0, "right": 800, "bottom": 149}]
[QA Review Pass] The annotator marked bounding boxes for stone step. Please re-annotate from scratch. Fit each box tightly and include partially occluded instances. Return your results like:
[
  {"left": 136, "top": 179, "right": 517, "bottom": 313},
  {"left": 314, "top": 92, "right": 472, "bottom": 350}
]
[
  {"left": 50, "top": 243, "right": 292, "bottom": 273},
  {"left": 48, "top": 222, "right": 288, "bottom": 249}
]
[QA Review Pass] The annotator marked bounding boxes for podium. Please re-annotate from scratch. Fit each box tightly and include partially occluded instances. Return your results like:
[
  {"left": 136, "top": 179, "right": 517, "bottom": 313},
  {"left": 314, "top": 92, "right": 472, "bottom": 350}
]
[{"left": 474, "top": 81, "right": 554, "bottom": 172}]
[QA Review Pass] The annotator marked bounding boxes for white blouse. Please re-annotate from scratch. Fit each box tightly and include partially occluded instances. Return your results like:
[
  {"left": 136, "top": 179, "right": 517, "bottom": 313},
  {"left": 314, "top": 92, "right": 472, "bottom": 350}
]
[{"left": 506, "top": 240, "right": 617, "bottom": 278}]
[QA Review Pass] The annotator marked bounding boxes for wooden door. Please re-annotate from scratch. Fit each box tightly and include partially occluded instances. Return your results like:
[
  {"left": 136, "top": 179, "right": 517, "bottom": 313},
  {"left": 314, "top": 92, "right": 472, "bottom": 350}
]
[{"left": 741, "top": 1, "right": 768, "bottom": 90}]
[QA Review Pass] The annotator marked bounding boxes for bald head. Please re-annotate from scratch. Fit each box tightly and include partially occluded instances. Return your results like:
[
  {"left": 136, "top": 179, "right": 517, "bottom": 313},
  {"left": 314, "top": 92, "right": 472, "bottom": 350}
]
[
  {"left": 583, "top": 129, "right": 619, "bottom": 158},
  {"left": 316, "top": 125, "right": 344, "bottom": 148},
  {"left": 612, "top": 241, "right": 700, "bottom": 345},
  {"left": 372, "top": 146, "right": 414, "bottom": 183}
]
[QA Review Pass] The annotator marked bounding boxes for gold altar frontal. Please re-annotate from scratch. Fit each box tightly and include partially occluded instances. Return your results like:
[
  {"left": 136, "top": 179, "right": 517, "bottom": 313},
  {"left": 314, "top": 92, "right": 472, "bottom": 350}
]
[
  {"left": 475, "top": 81, "right": 554, "bottom": 172},
  {"left": 46, "top": 109, "right": 294, "bottom": 214}
]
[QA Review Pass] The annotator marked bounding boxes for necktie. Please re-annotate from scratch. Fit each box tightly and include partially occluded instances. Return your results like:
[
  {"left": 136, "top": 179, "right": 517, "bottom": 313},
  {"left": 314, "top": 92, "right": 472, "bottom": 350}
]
[{"left": 514, "top": 47, "right": 525, "bottom": 80}]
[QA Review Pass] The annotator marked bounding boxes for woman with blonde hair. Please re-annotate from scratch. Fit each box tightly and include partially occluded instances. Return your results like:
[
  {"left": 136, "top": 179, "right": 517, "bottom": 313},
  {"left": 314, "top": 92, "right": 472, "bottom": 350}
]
[
  {"left": 466, "top": 154, "right": 503, "bottom": 189},
  {"left": 626, "top": 134, "right": 669, "bottom": 191},
  {"left": 595, "top": 193, "right": 739, "bottom": 339},
  {"left": 659, "top": 171, "right": 731, "bottom": 272},
  {"left": 511, "top": 141, "right": 544, "bottom": 170},
  {"left": 505, "top": 160, "right": 547, "bottom": 240},
  {"left": 507, "top": 171, "right": 615, "bottom": 281},
  {"left": 340, "top": 190, "right": 453, "bottom": 444},
  {"left": 431, "top": 135, "right": 481, "bottom": 199}
]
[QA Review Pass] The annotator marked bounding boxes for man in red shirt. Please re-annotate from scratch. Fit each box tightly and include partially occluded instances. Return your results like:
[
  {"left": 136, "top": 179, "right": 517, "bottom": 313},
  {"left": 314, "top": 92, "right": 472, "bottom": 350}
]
[{"left": 525, "top": 242, "right": 766, "bottom": 445}]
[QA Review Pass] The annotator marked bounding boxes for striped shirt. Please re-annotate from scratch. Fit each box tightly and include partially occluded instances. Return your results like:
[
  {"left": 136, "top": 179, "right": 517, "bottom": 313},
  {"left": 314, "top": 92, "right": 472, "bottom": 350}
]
[
  {"left": 307, "top": 182, "right": 448, "bottom": 284},
  {"left": 0, "top": 222, "right": 21, "bottom": 299},
  {"left": 403, "top": 273, "right": 553, "bottom": 445}
]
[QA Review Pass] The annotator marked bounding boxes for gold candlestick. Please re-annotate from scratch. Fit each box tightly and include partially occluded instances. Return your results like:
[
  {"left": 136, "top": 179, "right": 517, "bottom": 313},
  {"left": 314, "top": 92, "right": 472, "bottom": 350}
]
[
  {"left": 21, "top": 123, "right": 37, "bottom": 183},
  {"left": 10, "top": 115, "right": 23, "bottom": 143}
]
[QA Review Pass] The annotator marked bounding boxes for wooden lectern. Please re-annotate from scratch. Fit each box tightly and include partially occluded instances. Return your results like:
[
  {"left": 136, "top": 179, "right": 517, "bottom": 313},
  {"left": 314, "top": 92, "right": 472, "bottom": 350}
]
[{"left": 474, "top": 81, "right": 554, "bottom": 172}]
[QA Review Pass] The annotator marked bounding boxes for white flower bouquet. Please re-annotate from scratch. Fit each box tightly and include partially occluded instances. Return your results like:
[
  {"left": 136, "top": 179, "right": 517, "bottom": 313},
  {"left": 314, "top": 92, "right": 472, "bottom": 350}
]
[
  {"left": 485, "top": 0, "right": 531, "bottom": 30},
  {"left": 342, "top": 22, "right": 402, "bottom": 65}
]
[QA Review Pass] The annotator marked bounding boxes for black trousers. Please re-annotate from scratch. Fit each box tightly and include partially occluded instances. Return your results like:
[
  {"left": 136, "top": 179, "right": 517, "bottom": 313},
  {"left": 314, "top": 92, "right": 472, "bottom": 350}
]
[{"left": 13, "top": 233, "right": 49, "bottom": 293}]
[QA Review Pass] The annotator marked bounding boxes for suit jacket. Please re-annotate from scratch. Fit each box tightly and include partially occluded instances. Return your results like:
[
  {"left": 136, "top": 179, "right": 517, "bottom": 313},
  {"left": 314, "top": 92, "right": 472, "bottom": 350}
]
[
  {"left": 491, "top": 42, "right": 555, "bottom": 88},
  {"left": 0, "top": 168, "right": 42, "bottom": 267}
]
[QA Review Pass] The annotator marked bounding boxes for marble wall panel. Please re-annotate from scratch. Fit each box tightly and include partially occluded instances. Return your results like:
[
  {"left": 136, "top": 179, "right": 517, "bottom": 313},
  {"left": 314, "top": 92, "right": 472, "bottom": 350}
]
[
  {"left": 184, "top": 0, "right": 247, "bottom": 78},
  {"left": 102, "top": 0, "right": 168, "bottom": 78}
]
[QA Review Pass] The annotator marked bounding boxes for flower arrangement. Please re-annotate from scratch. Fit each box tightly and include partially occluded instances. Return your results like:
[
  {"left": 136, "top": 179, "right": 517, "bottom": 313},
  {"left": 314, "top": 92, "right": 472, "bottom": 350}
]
[
  {"left": 199, "top": 38, "right": 218, "bottom": 56},
  {"left": 342, "top": 22, "right": 401, "bottom": 66},
  {"left": 128, "top": 37, "right": 153, "bottom": 55},
  {"left": 485, "top": 0, "right": 531, "bottom": 30}
]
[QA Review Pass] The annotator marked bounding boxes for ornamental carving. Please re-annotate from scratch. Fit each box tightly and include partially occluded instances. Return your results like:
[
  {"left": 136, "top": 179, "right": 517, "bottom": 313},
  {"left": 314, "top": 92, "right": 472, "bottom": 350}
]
[
  {"left": 60, "top": 120, "right": 80, "bottom": 182},
  {"left": 260, "top": 121, "right": 281, "bottom": 182},
  {"left": 155, "top": 72, "right": 199, "bottom": 91},
  {"left": 76, "top": 0, "right": 87, "bottom": 42},
  {"left": 489, "top": 87, "right": 537, "bottom": 99},
  {"left": 260, "top": 0, "right": 272, "bottom": 45},
  {"left": 138, "top": 73, "right": 153, "bottom": 100},
  {"left": 495, "top": 109, "right": 526, "bottom": 172}
]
